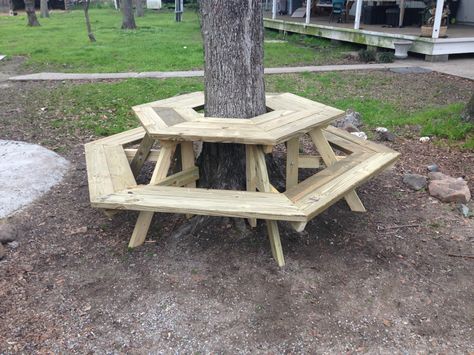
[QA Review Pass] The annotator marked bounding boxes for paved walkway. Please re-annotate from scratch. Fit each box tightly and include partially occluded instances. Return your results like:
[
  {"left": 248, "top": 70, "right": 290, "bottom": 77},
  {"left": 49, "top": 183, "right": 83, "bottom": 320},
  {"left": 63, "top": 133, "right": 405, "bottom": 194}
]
[
  {"left": 6, "top": 58, "right": 474, "bottom": 81},
  {"left": 7, "top": 62, "right": 420, "bottom": 81}
]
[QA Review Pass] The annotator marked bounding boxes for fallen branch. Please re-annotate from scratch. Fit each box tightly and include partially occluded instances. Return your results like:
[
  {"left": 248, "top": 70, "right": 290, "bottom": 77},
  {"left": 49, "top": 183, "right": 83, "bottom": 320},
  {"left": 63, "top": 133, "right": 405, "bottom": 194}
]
[
  {"left": 447, "top": 253, "right": 474, "bottom": 260},
  {"left": 377, "top": 224, "right": 421, "bottom": 231}
]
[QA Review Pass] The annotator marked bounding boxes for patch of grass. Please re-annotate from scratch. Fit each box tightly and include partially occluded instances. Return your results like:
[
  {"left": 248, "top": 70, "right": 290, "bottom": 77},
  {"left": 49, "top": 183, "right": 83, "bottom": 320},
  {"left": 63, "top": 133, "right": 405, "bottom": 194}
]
[
  {"left": 0, "top": 8, "right": 355, "bottom": 72},
  {"left": 47, "top": 78, "right": 203, "bottom": 136},
  {"left": 265, "top": 72, "right": 473, "bottom": 148},
  {"left": 44, "top": 71, "right": 473, "bottom": 148}
]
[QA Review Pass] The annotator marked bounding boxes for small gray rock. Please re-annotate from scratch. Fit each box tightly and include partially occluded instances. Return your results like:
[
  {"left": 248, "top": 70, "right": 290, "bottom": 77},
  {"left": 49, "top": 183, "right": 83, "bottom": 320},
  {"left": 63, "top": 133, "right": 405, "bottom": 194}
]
[
  {"left": 458, "top": 204, "right": 469, "bottom": 218},
  {"left": 0, "top": 223, "right": 17, "bottom": 244},
  {"left": 0, "top": 243, "right": 5, "bottom": 260},
  {"left": 342, "top": 123, "right": 360, "bottom": 133},
  {"left": 333, "top": 110, "right": 362, "bottom": 129},
  {"left": 378, "top": 131, "right": 396, "bottom": 142},
  {"left": 7, "top": 241, "right": 19, "bottom": 249},
  {"left": 403, "top": 173, "right": 427, "bottom": 191},
  {"left": 427, "top": 164, "right": 439, "bottom": 173}
]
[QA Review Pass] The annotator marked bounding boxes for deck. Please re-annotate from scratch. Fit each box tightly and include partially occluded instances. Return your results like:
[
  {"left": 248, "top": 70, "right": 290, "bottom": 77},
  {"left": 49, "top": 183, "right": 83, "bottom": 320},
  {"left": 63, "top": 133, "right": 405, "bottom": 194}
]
[{"left": 264, "top": 14, "right": 474, "bottom": 58}]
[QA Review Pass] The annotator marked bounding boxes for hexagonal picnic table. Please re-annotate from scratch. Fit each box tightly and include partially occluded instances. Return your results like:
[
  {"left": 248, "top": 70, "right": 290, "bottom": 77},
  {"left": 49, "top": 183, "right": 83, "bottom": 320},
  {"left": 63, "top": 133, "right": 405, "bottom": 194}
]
[{"left": 85, "top": 92, "right": 399, "bottom": 266}]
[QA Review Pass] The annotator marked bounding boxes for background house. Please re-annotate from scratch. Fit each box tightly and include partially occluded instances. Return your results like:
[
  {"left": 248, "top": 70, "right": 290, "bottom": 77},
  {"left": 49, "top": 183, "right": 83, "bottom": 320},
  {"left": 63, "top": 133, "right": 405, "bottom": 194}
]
[{"left": 264, "top": 0, "right": 474, "bottom": 61}]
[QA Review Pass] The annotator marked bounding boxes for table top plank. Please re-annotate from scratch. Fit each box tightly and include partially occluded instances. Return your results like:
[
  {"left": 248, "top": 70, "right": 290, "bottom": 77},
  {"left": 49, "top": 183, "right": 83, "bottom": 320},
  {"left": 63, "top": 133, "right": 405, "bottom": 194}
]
[{"left": 133, "top": 92, "right": 345, "bottom": 145}]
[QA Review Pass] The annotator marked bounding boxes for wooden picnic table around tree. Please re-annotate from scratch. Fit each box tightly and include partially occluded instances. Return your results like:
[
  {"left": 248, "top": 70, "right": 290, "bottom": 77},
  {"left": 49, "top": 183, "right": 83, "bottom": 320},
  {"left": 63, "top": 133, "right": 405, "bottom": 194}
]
[{"left": 84, "top": 92, "right": 399, "bottom": 266}]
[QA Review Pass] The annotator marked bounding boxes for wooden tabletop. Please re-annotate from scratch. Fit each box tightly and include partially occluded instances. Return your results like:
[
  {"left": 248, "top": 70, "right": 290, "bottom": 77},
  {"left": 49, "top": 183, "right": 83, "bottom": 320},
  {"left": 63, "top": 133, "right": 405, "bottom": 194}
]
[{"left": 133, "top": 92, "right": 345, "bottom": 145}]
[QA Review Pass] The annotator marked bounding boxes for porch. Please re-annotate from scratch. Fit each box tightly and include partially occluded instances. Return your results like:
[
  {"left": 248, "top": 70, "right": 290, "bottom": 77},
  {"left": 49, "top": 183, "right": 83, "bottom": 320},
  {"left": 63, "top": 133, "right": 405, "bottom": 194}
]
[{"left": 263, "top": 0, "right": 474, "bottom": 61}]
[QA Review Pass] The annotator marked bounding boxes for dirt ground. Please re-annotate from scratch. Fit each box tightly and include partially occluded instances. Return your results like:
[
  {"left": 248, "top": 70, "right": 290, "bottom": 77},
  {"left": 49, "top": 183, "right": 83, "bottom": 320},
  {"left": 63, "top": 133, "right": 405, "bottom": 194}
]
[{"left": 0, "top": 71, "right": 473, "bottom": 353}]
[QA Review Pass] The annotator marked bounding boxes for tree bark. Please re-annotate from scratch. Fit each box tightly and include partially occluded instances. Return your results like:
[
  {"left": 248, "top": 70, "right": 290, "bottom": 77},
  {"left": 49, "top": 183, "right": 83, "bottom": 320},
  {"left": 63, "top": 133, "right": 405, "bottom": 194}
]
[
  {"left": 40, "top": 0, "right": 49, "bottom": 18},
  {"left": 83, "top": 0, "right": 96, "bottom": 42},
  {"left": 9, "top": 0, "right": 15, "bottom": 15},
  {"left": 121, "top": 0, "right": 137, "bottom": 29},
  {"left": 198, "top": 0, "right": 266, "bottom": 189},
  {"left": 462, "top": 93, "right": 474, "bottom": 124},
  {"left": 135, "top": 0, "right": 144, "bottom": 17},
  {"left": 25, "top": 0, "right": 40, "bottom": 26}
]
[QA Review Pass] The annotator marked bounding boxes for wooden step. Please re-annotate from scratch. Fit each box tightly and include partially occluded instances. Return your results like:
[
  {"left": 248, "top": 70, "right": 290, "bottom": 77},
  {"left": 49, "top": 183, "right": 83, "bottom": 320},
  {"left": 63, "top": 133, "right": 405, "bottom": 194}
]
[
  {"left": 92, "top": 185, "right": 307, "bottom": 222},
  {"left": 285, "top": 152, "right": 400, "bottom": 219}
]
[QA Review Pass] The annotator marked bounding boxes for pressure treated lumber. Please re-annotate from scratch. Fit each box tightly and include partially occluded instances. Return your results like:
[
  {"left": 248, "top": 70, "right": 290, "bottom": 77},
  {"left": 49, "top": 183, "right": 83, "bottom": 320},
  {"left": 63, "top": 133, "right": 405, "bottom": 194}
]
[
  {"left": 246, "top": 145, "right": 257, "bottom": 227},
  {"left": 85, "top": 144, "right": 136, "bottom": 201},
  {"left": 290, "top": 152, "right": 399, "bottom": 219},
  {"left": 130, "top": 133, "right": 155, "bottom": 178},
  {"left": 94, "top": 186, "right": 306, "bottom": 222},
  {"left": 286, "top": 137, "right": 299, "bottom": 190},
  {"left": 310, "top": 128, "right": 366, "bottom": 212},
  {"left": 85, "top": 92, "right": 401, "bottom": 268},
  {"left": 132, "top": 92, "right": 346, "bottom": 145},
  {"left": 253, "top": 145, "right": 286, "bottom": 266},
  {"left": 86, "top": 127, "right": 146, "bottom": 147},
  {"left": 129, "top": 143, "right": 176, "bottom": 248}
]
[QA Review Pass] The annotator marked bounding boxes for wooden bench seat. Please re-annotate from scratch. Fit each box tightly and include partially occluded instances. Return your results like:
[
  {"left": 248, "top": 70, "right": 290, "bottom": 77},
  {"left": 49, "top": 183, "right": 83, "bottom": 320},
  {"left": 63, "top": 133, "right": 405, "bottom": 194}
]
[
  {"left": 285, "top": 151, "right": 399, "bottom": 219},
  {"left": 92, "top": 185, "right": 307, "bottom": 222},
  {"left": 85, "top": 143, "right": 137, "bottom": 201},
  {"left": 85, "top": 127, "right": 147, "bottom": 147}
]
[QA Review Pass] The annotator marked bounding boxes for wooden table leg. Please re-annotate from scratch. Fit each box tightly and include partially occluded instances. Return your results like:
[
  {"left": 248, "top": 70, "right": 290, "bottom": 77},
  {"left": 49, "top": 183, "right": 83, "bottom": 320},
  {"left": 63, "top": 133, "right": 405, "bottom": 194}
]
[
  {"left": 181, "top": 141, "right": 195, "bottom": 219},
  {"left": 128, "top": 141, "right": 177, "bottom": 248},
  {"left": 286, "top": 136, "right": 300, "bottom": 190},
  {"left": 130, "top": 133, "right": 155, "bottom": 178},
  {"left": 309, "top": 128, "right": 366, "bottom": 212},
  {"left": 245, "top": 145, "right": 257, "bottom": 228},
  {"left": 254, "top": 146, "right": 285, "bottom": 267}
]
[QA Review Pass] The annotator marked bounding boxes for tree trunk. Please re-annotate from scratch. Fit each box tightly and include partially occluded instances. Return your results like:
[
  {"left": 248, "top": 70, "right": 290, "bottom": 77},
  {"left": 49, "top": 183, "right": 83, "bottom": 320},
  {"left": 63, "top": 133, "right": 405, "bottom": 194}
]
[
  {"left": 24, "top": 0, "right": 40, "bottom": 26},
  {"left": 121, "top": 0, "right": 137, "bottom": 29},
  {"left": 198, "top": 0, "right": 266, "bottom": 189},
  {"left": 9, "top": 0, "right": 15, "bottom": 15},
  {"left": 83, "top": 0, "right": 96, "bottom": 42},
  {"left": 462, "top": 93, "right": 474, "bottom": 124},
  {"left": 135, "top": 0, "right": 144, "bottom": 17},
  {"left": 40, "top": 0, "right": 49, "bottom": 18}
]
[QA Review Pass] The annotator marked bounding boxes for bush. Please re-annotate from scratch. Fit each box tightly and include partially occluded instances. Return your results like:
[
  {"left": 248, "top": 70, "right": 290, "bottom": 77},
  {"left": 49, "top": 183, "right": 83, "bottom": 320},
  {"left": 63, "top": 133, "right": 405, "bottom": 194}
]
[
  {"left": 377, "top": 51, "right": 395, "bottom": 63},
  {"left": 358, "top": 48, "right": 377, "bottom": 63}
]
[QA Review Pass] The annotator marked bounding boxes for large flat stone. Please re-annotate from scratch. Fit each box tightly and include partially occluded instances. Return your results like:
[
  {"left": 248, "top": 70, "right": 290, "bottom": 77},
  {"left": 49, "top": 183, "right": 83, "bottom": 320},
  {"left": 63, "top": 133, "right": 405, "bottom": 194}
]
[{"left": 0, "top": 140, "right": 70, "bottom": 218}]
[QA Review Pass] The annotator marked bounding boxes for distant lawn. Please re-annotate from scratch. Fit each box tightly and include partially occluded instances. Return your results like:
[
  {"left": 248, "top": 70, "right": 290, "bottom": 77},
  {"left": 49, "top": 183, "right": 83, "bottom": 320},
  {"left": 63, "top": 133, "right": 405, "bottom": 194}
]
[
  {"left": 43, "top": 71, "right": 473, "bottom": 149},
  {"left": 0, "top": 8, "right": 357, "bottom": 73}
]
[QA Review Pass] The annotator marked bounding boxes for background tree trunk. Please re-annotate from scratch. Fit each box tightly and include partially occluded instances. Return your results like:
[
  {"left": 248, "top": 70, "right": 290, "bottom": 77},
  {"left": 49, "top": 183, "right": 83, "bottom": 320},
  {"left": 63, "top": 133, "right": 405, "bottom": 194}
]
[
  {"left": 121, "top": 0, "right": 137, "bottom": 29},
  {"left": 462, "top": 92, "right": 474, "bottom": 124},
  {"left": 83, "top": 0, "right": 96, "bottom": 42},
  {"left": 135, "top": 0, "right": 144, "bottom": 17},
  {"left": 24, "top": 0, "right": 40, "bottom": 26},
  {"left": 40, "top": 0, "right": 49, "bottom": 18},
  {"left": 198, "top": 0, "right": 266, "bottom": 189},
  {"left": 9, "top": 0, "right": 15, "bottom": 15}
]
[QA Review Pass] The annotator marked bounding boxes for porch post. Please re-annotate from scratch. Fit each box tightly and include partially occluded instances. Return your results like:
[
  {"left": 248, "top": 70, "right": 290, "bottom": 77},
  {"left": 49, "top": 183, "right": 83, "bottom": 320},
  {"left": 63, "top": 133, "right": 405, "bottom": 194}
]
[
  {"left": 305, "top": 0, "right": 311, "bottom": 24},
  {"left": 354, "top": 0, "right": 363, "bottom": 30},
  {"left": 432, "top": 0, "right": 445, "bottom": 39},
  {"left": 399, "top": 0, "right": 405, "bottom": 27},
  {"left": 272, "top": 0, "right": 277, "bottom": 19}
]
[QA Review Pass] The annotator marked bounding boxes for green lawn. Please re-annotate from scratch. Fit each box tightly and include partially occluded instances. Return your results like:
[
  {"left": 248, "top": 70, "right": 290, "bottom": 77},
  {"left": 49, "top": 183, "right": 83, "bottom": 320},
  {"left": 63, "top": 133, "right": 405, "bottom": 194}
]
[
  {"left": 0, "top": 8, "right": 356, "bottom": 73},
  {"left": 44, "top": 72, "right": 473, "bottom": 149}
]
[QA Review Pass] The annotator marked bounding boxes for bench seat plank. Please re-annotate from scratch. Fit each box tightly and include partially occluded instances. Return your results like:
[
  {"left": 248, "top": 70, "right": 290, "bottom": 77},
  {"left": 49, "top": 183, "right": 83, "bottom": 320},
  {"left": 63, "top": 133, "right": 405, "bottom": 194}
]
[
  {"left": 288, "top": 152, "right": 400, "bottom": 219},
  {"left": 93, "top": 185, "right": 307, "bottom": 222},
  {"left": 85, "top": 144, "right": 137, "bottom": 202}
]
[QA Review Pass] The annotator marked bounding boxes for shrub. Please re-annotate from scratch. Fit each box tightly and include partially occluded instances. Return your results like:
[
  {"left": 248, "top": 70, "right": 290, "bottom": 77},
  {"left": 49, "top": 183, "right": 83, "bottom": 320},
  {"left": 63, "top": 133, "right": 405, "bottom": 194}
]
[
  {"left": 377, "top": 51, "right": 395, "bottom": 63},
  {"left": 358, "top": 48, "right": 377, "bottom": 63}
]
